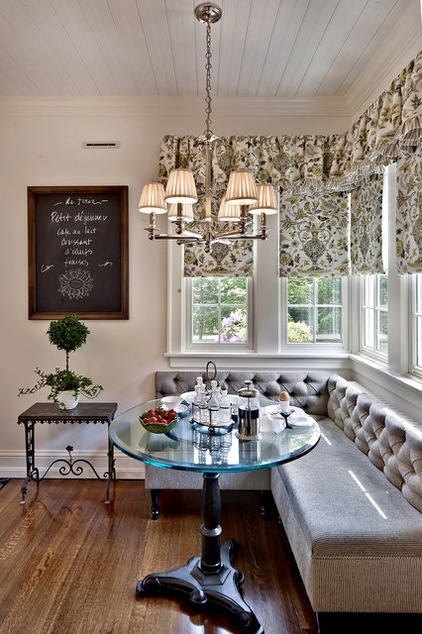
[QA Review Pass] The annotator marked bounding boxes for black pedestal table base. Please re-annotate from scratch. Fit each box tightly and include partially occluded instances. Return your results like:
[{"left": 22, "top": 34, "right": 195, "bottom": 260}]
[{"left": 136, "top": 472, "right": 263, "bottom": 634}]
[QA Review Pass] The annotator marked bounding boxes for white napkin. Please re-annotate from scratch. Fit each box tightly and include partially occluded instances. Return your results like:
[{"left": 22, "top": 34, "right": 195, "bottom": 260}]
[
  {"left": 261, "top": 405, "right": 314, "bottom": 432},
  {"left": 260, "top": 413, "right": 286, "bottom": 434}
]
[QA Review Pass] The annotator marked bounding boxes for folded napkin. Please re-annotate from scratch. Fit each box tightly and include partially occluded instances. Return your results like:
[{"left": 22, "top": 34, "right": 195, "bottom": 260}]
[
  {"left": 260, "top": 413, "right": 286, "bottom": 434},
  {"left": 260, "top": 405, "right": 314, "bottom": 433}
]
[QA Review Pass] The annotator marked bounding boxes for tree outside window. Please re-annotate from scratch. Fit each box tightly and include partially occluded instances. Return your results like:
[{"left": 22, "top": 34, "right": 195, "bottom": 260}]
[
  {"left": 287, "top": 278, "right": 342, "bottom": 343},
  {"left": 192, "top": 277, "right": 248, "bottom": 344}
]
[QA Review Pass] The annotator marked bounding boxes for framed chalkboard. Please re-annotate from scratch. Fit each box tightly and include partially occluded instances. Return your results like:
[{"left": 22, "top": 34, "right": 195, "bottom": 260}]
[{"left": 28, "top": 185, "right": 129, "bottom": 319}]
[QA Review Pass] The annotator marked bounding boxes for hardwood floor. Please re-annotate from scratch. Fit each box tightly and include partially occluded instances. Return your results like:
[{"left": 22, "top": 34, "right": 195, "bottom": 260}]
[{"left": 0, "top": 479, "right": 317, "bottom": 634}]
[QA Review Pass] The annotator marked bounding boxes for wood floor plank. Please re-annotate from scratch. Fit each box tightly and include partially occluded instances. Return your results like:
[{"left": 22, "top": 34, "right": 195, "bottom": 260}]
[{"left": 0, "top": 479, "right": 317, "bottom": 633}]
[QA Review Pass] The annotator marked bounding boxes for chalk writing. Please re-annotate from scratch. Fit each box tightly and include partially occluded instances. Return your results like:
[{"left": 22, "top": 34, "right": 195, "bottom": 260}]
[
  {"left": 40, "top": 197, "right": 113, "bottom": 291},
  {"left": 40, "top": 264, "right": 55, "bottom": 273},
  {"left": 29, "top": 186, "right": 127, "bottom": 317}
]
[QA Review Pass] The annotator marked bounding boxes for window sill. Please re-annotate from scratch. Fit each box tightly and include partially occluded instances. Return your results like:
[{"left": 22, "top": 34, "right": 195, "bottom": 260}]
[
  {"left": 349, "top": 354, "right": 422, "bottom": 423},
  {"left": 165, "top": 350, "right": 350, "bottom": 371}
]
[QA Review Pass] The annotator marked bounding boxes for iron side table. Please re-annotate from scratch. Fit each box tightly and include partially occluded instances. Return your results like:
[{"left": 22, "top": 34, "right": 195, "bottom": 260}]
[{"left": 18, "top": 402, "right": 118, "bottom": 504}]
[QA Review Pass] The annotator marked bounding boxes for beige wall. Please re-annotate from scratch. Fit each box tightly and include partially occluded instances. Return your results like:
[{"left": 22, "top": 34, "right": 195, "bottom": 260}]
[{"left": 0, "top": 96, "right": 351, "bottom": 478}]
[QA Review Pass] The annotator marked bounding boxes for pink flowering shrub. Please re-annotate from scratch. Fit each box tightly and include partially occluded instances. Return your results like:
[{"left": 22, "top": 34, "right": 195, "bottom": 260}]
[{"left": 220, "top": 310, "right": 247, "bottom": 342}]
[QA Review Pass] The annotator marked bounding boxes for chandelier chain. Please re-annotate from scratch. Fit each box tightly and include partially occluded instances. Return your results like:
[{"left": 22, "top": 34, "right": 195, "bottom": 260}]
[{"left": 205, "top": 20, "right": 213, "bottom": 144}]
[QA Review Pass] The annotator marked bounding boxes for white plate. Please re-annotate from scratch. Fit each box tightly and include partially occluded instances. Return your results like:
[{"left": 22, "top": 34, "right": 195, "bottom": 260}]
[{"left": 181, "top": 391, "right": 196, "bottom": 403}]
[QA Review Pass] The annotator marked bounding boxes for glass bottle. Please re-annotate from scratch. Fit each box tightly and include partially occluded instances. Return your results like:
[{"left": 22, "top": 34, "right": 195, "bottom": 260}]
[
  {"left": 192, "top": 376, "right": 203, "bottom": 424},
  {"left": 199, "top": 383, "right": 210, "bottom": 426},
  {"left": 219, "top": 382, "right": 232, "bottom": 425},
  {"left": 208, "top": 379, "right": 220, "bottom": 427}
]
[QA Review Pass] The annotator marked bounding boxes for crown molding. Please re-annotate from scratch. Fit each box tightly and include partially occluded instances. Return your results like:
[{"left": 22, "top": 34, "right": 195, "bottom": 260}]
[{"left": 0, "top": 94, "right": 350, "bottom": 119}]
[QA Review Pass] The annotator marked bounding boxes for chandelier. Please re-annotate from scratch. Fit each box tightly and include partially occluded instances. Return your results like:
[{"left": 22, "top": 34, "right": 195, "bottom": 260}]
[{"left": 138, "top": 2, "right": 277, "bottom": 252}]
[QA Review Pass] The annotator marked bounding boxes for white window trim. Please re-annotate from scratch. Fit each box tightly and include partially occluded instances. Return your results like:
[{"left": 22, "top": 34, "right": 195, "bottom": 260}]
[
  {"left": 358, "top": 165, "right": 388, "bottom": 364},
  {"left": 410, "top": 274, "right": 422, "bottom": 378},
  {"left": 359, "top": 274, "right": 388, "bottom": 364}
]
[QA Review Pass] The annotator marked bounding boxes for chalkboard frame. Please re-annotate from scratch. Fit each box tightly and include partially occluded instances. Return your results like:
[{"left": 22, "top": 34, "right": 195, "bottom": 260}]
[{"left": 28, "top": 185, "right": 129, "bottom": 320}]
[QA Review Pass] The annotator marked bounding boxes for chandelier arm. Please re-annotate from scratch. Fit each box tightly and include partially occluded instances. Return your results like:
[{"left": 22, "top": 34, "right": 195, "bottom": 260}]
[
  {"left": 180, "top": 230, "right": 204, "bottom": 239},
  {"left": 144, "top": 212, "right": 202, "bottom": 241},
  {"left": 145, "top": 232, "right": 200, "bottom": 242},
  {"left": 216, "top": 233, "right": 267, "bottom": 241}
]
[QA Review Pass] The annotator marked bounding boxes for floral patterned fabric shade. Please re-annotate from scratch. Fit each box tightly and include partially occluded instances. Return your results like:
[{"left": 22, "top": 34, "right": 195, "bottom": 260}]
[
  {"left": 396, "top": 144, "right": 422, "bottom": 274},
  {"left": 158, "top": 50, "right": 422, "bottom": 277},
  {"left": 279, "top": 190, "right": 349, "bottom": 277},
  {"left": 350, "top": 174, "right": 385, "bottom": 275}
]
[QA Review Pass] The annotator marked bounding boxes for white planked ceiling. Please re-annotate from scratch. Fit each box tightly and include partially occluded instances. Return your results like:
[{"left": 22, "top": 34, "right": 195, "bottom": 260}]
[{"left": 0, "top": 0, "right": 420, "bottom": 114}]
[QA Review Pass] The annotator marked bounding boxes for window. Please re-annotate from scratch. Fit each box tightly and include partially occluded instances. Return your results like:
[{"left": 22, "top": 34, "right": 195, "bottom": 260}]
[
  {"left": 412, "top": 274, "right": 422, "bottom": 374},
  {"left": 361, "top": 274, "right": 388, "bottom": 358},
  {"left": 190, "top": 277, "right": 249, "bottom": 345},
  {"left": 287, "top": 277, "right": 342, "bottom": 344}
]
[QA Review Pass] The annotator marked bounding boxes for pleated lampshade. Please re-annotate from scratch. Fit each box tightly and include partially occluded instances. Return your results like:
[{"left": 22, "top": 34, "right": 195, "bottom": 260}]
[
  {"left": 225, "top": 169, "right": 258, "bottom": 205},
  {"left": 249, "top": 184, "right": 278, "bottom": 215},
  {"left": 218, "top": 195, "right": 242, "bottom": 222},
  {"left": 164, "top": 168, "right": 198, "bottom": 204},
  {"left": 138, "top": 182, "right": 167, "bottom": 214},
  {"left": 168, "top": 203, "right": 195, "bottom": 222}
]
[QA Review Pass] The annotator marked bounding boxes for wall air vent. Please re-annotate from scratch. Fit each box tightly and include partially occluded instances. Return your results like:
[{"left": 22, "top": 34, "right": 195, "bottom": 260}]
[{"left": 82, "top": 142, "right": 120, "bottom": 148}]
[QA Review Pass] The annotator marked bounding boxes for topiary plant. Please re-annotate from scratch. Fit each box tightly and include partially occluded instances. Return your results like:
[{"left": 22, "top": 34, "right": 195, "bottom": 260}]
[
  {"left": 47, "top": 314, "right": 90, "bottom": 371},
  {"left": 19, "top": 314, "right": 103, "bottom": 408}
]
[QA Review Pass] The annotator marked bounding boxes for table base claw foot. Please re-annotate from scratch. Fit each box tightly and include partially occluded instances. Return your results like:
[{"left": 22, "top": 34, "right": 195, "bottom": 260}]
[{"left": 136, "top": 538, "right": 263, "bottom": 634}]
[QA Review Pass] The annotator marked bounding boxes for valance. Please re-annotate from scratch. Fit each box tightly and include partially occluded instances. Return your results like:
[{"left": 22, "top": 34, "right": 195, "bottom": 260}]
[{"left": 159, "top": 134, "right": 330, "bottom": 194}]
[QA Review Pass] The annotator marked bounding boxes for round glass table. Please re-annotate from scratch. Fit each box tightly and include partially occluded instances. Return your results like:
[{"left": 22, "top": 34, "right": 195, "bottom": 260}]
[{"left": 110, "top": 398, "right": 320, "bottom": 634}]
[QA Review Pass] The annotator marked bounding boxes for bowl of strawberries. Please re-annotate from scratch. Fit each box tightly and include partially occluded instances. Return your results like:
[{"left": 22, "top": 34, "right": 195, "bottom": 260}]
[{"left": 139, "top": 406, "right": 179, "bottom": 434}]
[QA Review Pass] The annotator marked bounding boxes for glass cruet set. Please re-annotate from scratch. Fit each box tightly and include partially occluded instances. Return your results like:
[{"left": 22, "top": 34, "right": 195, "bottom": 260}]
[
  {"left": 191, "top": 371, "right": 262, "bottom": 440},
  {"left": 191, "top": 376, "right": 233, "bottom": 427}
]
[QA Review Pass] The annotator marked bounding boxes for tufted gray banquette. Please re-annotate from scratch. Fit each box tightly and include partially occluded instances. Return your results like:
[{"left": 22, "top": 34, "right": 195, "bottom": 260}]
[
  {"left": 149, "top": 369, "right": 422, "bottom": 625},
  {"left": 148, "top": 371, "right": 333, "bottom": 516}
]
